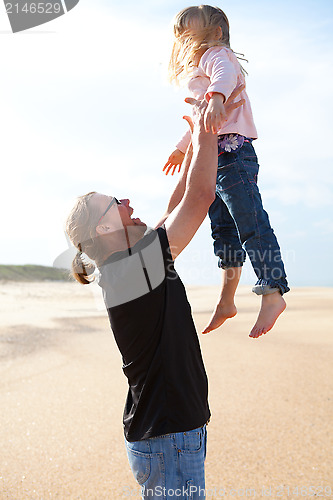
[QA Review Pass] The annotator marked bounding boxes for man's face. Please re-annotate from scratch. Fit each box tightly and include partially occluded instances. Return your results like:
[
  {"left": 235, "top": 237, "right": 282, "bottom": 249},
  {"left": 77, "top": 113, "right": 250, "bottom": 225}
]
[{"left": 92, "top": 193, "right": 146, "bottom": 238}]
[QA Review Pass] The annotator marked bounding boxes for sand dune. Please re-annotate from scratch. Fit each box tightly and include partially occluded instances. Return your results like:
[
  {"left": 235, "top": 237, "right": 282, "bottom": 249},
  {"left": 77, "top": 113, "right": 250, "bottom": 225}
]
[{"left": 0, "top": 282, "right": 332, "bottom": 499}]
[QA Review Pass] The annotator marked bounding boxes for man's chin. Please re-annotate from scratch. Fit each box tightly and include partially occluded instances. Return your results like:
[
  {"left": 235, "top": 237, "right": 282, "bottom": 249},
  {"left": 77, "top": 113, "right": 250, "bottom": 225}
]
[
  {"left": 131, "top": 218, "right": 145, "bottom": 226},
  {"left": 130, "top": 220, "right": 147, "bottom": 234},
  {"left": 140, "top": 222, "right": 148, "bottom": 233},
  {"left": 131, "top": 220, "right": 148, "bottom": 234}
]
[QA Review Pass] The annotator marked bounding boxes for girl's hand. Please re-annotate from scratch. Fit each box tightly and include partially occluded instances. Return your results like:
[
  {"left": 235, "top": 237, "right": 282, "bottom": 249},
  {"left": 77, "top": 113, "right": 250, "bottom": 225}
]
[
  {"left": 204, "top": 93, "right": 227, "bottom": 134},
  {"left": 163, "top": 149, "right": 185, "bottom": 175}
]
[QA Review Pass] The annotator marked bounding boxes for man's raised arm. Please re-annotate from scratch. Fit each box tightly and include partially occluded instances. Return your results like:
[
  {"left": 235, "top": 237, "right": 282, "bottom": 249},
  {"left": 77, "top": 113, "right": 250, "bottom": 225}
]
[
  {"left": 158, "top": 86, "right": 245, "bottom": 260},
  {"left": 161, "top": 98, "right": 217, "bottom": 260}
]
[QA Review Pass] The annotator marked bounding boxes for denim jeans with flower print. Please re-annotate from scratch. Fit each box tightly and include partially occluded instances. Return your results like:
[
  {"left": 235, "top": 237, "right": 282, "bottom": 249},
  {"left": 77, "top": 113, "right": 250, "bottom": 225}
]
[
  {"left": 209, "top": 139, "right": 289, "bottom": 295},
  {"left": 125, "top": 426, "right": 207, "bottom": 499}
]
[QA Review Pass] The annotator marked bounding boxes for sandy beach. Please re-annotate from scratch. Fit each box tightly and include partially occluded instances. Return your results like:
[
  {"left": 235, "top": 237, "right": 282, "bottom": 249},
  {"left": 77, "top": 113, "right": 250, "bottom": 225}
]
[{"left": 0, "top": 281, "right": 332, "bottom": 499}]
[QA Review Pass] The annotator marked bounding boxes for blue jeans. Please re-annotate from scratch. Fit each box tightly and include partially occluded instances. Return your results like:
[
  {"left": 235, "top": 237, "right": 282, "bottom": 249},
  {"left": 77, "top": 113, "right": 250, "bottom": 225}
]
[
  {"left": 125, "top": 425, "right": 207, "bottom": 499},
  {"left": 209, "top": 140, "right": 289, "bottom": 295}
]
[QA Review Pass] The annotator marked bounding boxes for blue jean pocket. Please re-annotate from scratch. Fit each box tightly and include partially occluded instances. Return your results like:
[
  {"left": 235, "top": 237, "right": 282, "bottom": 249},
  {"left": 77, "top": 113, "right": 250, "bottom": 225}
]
[
  {"left": 181, "top": 428, "right": 203, "bottom": 453},
  {"left": 178, "top": 427, "right": 207, "bottom": 486},
  {"left": 126, "top": 447, "right": 151, "bottom": 485}
]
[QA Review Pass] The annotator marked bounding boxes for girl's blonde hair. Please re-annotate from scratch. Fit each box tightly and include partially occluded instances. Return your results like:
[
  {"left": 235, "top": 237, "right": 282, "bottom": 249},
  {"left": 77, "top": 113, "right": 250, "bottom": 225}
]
[
  {"left": 65, "top": 191, "right": 106, "bottom": 285},
  {"left": 169, "top": 5, "right": 244, "bottom": 84}
]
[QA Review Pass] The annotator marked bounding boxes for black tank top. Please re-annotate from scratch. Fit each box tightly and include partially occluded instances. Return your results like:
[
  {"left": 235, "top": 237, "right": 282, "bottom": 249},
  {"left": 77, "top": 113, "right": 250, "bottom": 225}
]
[{"left": 98, "top": 227, "right": 210, "bottom": 442}]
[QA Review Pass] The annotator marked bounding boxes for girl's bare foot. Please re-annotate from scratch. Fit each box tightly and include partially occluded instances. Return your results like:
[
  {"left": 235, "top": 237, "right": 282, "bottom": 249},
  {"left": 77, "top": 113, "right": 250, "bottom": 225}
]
[
  {"left": 249, "top": 292, "right": 286, "bottom": 339},
  {"left": 202, "top": 301, "right": 237, "bottom": 334}
]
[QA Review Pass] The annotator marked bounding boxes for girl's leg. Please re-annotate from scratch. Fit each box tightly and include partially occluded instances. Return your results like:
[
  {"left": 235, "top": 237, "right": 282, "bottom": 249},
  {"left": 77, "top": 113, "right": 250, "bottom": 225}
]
[
  {"left": 203, "top": 195, "right": 245, "bottom": 333},
  {"left": 216, "top": 142, "right": 289, "bottom": 336},
  {"left": 209, "top": 194, "right": 246, "bottom": 269},
  {"left": 202, "top": 266, "right": 241, "bottom": 334}
]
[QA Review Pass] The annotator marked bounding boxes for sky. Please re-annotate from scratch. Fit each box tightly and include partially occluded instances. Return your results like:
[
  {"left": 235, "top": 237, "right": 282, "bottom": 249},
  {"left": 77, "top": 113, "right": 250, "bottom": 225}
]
[{"left": 1, "top": 0, "right": 333, "bottom": 287}]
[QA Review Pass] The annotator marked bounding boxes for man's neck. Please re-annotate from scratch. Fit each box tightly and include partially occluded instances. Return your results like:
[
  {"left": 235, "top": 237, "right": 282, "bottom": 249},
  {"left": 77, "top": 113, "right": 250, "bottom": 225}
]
[{"left": 101, "top": 227, "right": 146, "bottom": 262}]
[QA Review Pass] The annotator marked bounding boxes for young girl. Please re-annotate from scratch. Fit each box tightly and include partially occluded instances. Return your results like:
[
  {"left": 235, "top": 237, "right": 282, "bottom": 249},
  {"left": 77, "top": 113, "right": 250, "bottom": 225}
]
[{"left": 164, "top": 5, "right": 289, "bottom": 338}]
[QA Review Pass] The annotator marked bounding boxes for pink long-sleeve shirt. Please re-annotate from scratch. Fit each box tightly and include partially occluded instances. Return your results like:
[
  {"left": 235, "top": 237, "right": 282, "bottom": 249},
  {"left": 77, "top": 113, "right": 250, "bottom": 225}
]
[{"left": 176, "top": 46, "right": 258, "bottom": 153}]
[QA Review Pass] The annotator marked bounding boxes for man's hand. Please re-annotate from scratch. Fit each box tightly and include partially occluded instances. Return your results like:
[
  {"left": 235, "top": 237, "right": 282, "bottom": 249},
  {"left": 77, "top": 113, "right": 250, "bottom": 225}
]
[
  {"left": 183, "top": 98, "right": 209, "bottom": 137},
  {"left": 225, "top": 83, "right": 246, "bottom": 115},
  {"left": 163, "top": 149, "right": 185, "bottom": 176},
  {"left": 185, "top": 84, "right": 245, "bottom": 133}
]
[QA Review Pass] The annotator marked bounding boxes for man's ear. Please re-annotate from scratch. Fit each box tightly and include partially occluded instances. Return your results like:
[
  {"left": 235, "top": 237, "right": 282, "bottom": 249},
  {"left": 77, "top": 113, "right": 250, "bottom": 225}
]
[{"left": 96, "top": 224, "right": 111, "bottom": 236}]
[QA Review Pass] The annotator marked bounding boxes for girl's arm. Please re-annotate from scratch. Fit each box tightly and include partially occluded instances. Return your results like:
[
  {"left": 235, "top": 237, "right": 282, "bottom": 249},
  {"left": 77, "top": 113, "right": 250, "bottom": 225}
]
[
  {"left": 163, "top": 130, "right": 191, "bottom": 176},
  {"left": 176, "top": 130, "right": 191, "bottom": 153},
  {"left": 201, "top": 47, "right": 239, "bottom": 133},
  {"left": 204, "top": 92, "right": 227, "bottom": 134},
  {"left": 201, "top": 47, "right": 238, "bottom": 103},
  {"left": 157, "top": 141, "right": 193, "bottom": 226}
]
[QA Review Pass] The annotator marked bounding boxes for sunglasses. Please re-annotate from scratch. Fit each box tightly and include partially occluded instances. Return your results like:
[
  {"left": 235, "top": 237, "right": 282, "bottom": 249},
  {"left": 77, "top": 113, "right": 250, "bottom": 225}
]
[{"left": 96, "top": 197, "right": 121, "bottom": 226}]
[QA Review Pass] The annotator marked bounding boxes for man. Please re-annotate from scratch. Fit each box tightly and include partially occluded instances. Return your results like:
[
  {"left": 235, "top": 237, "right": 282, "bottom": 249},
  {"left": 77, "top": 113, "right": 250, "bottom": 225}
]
[{"left": 65, "top": 88, "right": 244, "bottom": 499}]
